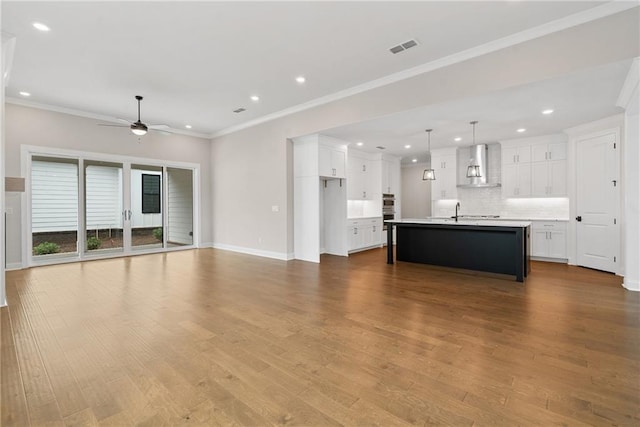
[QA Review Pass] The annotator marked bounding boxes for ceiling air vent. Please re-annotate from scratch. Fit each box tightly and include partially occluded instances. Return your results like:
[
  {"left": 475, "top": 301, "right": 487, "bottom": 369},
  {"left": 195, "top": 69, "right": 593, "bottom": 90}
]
[
  {"left": 233, "top": 107, "right": 246, "bottom": 113},
  {"left": 389, "top": 39, "right": 418, "bottom": 54},
  {"left": 376, "top": 146, "right": 386, "bottom": 150}
]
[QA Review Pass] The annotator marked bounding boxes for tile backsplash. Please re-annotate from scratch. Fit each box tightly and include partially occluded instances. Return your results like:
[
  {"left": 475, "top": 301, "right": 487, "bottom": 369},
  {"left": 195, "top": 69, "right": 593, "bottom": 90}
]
[{"left": 432, "top": 187, "right": 569, "bottom": 219}]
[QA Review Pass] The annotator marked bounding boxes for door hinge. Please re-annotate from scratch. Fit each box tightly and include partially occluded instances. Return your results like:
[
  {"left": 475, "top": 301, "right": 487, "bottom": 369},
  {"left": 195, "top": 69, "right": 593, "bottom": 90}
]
[
  {"left": 613, "top": 142, "right": 616, "bottom": 149},
  {"left": 614, "top": 218, "right": 616, "bottom": 225},
  {"left": 612, "top": 180, "right": 617, "bottom": 187},
  {"left": 614, "top": 256, "right": 616, "bottom": 262}
]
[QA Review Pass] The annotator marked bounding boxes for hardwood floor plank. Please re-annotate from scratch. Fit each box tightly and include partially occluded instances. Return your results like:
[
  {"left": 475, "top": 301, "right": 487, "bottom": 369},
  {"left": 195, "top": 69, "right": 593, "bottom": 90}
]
[
  {"left": 1, "top": 308, "right": 31, "bottom": 427},
  {"left": 2, "top": 249, "right": 638, "bottom": 426}
]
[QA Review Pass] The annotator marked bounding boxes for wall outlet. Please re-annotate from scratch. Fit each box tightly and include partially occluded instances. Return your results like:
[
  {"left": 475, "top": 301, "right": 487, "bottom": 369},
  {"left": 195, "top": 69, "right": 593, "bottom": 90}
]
[{"left": 271, "top": 205, "right": 279, "bottom": 212}]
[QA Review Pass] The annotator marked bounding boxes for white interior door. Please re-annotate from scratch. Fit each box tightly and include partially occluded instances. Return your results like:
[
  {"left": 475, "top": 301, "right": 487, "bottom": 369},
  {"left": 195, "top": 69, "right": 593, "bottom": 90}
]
[{"left": 576, "top": 132, "right": 618, "bottom": 273}]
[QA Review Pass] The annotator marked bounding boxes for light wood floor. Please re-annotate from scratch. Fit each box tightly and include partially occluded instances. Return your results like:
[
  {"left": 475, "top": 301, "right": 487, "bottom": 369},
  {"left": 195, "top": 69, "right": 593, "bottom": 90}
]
[{"left": 2, "top": 248, "right": 639, "bottom": 426}]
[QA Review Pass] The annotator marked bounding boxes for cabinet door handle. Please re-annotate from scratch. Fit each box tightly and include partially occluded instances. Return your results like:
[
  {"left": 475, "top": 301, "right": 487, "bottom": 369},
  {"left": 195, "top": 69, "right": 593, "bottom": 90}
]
[
  {"left": 517, "top": 154, "right": 520, "bottom": 163},
  {"left": 363, "top": 191, "right": 366, "bottom": 198},
  {"left": 354, "top": 227, "right": 358, "bottom": 235},
  {"left": 362, "top": 164, "right": 366, "bottom": 172},
  {"left": 373, "top": 226, "right": 376, "bottom": 232},
  {"left": 548, "top": 151, "right": 552, "bottom": 160}
]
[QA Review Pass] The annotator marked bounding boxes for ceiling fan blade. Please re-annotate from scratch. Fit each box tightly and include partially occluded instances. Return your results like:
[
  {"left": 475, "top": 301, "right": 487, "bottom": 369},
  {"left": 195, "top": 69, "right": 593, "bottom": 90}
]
[
  {"left": 116, "top": 118, "right": 133, "bottom": 124},
  {"left": 98, "top": 124, "right": 128, "bottom": 128},
  {"left": 149, "top": 124, "right": 170, "bottom": 130},
  {"left": 151, "top": 129, "right": 173, "bottom": 136}
]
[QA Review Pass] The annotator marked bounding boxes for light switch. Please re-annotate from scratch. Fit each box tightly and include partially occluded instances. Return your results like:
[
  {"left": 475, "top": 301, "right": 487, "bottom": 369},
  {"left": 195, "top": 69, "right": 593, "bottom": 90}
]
[{"left": 271, "top": 205, "right": 280, "bottom": 212}]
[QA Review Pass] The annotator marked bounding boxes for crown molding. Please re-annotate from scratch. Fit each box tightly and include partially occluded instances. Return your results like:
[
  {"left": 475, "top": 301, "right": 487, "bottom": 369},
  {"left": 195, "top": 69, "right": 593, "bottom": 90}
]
[
  {"left": 6, "top": 97, "right": 211, "bottom": 139},
  {"left": 563, "top": 113, "right": 624, "bottom": 137},
  {"left": 211, "top": 1, "right": 638, "bottom": 139},
  {"left": 616, "top": 57, "right": 639, "bottom": 108}
]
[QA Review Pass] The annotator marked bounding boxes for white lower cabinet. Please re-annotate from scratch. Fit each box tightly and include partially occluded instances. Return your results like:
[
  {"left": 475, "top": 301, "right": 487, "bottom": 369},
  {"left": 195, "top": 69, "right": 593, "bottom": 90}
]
[
  {"left": 348, "top": 217, "right": 382, "bottom": 252},
  {"left": 531, "top": 221, "right": 567, "bottom": 260}
]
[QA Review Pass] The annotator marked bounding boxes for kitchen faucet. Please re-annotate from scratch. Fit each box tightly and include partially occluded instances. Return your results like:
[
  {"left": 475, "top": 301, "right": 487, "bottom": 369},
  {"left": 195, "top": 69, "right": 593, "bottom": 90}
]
[{"left": 454, "top": 202, "right": 461, "bottom": 222}]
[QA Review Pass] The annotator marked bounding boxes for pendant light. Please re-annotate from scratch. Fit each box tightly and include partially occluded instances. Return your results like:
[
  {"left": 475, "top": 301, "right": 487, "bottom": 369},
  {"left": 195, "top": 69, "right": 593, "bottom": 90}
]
[
  {"left": 466, "top": 121, "right": 481, "bottom": 178},
  {"left": 422, "top": 129, "right": 436, "bottom": 181}
]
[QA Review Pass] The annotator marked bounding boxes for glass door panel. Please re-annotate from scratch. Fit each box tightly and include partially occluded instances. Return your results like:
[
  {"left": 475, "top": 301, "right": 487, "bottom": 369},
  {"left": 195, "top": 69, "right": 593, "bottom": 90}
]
[
  {"left": 131, "top": 164, "right": 164, "bottom": 251},
  {"left": 84, "top": 160, "right": 124, "bottom": 255},
  {"left": 31, "top": 156, "right": 79, "bottom": 259},
  {"left": 167, "top": 167, "right": 194, "bottom": 247}
]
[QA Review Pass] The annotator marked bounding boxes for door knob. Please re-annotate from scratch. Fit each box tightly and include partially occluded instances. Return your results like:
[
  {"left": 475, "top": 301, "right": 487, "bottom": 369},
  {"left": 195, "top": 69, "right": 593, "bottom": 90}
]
[{"left": 576, "top": 216, "right": 582, "bottom": 222}]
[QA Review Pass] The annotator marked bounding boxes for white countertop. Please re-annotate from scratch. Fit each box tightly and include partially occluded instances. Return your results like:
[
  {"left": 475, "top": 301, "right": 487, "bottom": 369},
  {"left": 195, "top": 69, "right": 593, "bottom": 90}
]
[
  {"left": 347, "top": 216, "right": 382, "bottom": 220},
  {"left": 430, "top": 216, "right": 569, "bottom": 222},
  {"left": 387, "top": 218, "right": 532, "bottom": 227}
]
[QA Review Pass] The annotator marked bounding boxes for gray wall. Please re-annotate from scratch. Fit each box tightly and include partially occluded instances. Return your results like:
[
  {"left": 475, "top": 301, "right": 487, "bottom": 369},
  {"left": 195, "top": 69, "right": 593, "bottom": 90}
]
[
  {"left": 5, "top": 103, "right": 212, "bottom": 266},
  {"left": 401, "top": 163, "right": 431, "bottom": 219}
]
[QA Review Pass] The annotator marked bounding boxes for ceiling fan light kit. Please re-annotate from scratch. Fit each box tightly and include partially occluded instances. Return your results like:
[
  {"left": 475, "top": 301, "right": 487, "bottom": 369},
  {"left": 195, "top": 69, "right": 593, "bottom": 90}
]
[
  {"left": 130, "top": 95, "right": 147, "bottom": 136},
  {"left": 98, "top": 95, "right": 170, "bottom": 137}
]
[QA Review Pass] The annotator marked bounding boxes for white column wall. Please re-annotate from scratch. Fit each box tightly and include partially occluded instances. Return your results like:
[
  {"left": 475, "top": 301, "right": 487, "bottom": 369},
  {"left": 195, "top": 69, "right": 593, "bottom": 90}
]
[{"left": 620, "top": 65, "right": 639, "bottom": 291}]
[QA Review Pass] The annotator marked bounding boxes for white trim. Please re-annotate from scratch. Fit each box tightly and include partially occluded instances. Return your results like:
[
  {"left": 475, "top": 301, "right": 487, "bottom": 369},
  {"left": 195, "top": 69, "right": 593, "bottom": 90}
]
[
  {"left": 22, "top": 145, "right": 200, "bottom": 170},
  {"left": 616, "top": 57, "right": 640, "bottom": 108},
  {"left": 21, "top": 145, "right": 201, "bottom": 268},
  {"left": 5, "top": 262, "right": 22, "bottom": 271},
  {"left": 211, "top": 242, "right": 293, "bottom": 261},
  {"left": 6, "top": 97, "right": 211, "bottom": 139},
  {"left": 566, "top": 124, "right": 622, "bottom": 274},
  {"left": 211, "top": 1, "right": 637, "bottom": 138},
  {"left": 623, "top": 279, "right": 640, "bottom": 292},
  {"left": 563, "top": 114, "right": 624, "bottom": 137}
]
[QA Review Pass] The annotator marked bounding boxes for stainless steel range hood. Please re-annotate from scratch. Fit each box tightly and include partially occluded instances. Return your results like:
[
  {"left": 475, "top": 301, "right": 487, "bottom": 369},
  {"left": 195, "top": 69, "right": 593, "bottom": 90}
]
[{"left": 457, "top": 144, "right": 501, "bottom": 188}]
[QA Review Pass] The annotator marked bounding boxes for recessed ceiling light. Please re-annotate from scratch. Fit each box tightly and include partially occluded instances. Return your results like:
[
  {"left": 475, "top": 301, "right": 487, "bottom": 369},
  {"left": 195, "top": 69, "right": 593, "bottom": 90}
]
[
  {"left": 412, "top": 158, "right": 417, "bottom": 163},
  {"left": 295, "top": 76, "right": 306, "bottom": 84},
  {"left": 185, "top": 125, "right": 192, "bottom": 129},
  {"left": 32, "top": 22, "right": 50, "bottom": 32},
  {"left": 356, "top": 142, "right": 363, "bottom": 146},
  {"left": 404, "top": 144, "right": 411, "bottom": 149},
  {"left": 19, "top": 91, "right": 31, "bottom": 97},
  {"left": 454, "top": 137, "right": 462, "bottom": 142},
  {"left": 250, "top": 95, "right": 260, "bottom": 102},
  {"left": 517, "top": 128, "right": 526, "bottom": 133},
  {"left": 542, "top": 109, "right": 554, "bottom": 115}
]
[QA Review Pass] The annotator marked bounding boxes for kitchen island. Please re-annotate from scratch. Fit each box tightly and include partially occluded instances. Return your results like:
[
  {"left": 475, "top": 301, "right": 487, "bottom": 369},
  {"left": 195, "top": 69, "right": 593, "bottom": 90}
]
[{"left": 386, "top": 219, "right": 531, "bottom": 282}]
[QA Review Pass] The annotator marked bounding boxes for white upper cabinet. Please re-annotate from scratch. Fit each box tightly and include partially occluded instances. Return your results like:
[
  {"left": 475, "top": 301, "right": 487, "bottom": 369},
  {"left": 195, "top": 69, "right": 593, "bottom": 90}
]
[
  {"left": 532, "top": 142, "right": 567, "bottom": 162},
  {"left": 431, "top": 148, "right": 457, "bottom": 200},
  {"left": 502, "top": 146, "right": 531, "bottom": 164},
  {"left": 319, "top": 143, "right": 346, "bottom": 179},
  {"left": 381, "top": 158, "right": 401, "bottom": 195},
  {"left": 501, "top": 135, "right": 567, "bottom": 199},
  {"left": 348, "top": 151, "right": 378, "bottom": 200},
  {"left": 502, "top": 163, "right": 531, "bottom": 197},
  {"left": 530, "top": 140, "right": 567, "bottom": 197}
]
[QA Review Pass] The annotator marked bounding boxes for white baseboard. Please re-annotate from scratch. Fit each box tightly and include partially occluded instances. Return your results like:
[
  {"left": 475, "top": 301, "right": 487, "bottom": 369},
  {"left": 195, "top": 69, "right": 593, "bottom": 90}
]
[
  {"left": 622, "top": 278, "right": 640, "bottom": 292},
  {"left": 5, "top": 262, "right": 23, "bottom": 271},
  {"left": 530, "top": 257, "right": 568, "bottom": 264},
  {"left": 199, "top": 242, "right": 214, "bottom": 249},
  {"left": 211, "top": 243, "right": 293, "bottom": 261}
]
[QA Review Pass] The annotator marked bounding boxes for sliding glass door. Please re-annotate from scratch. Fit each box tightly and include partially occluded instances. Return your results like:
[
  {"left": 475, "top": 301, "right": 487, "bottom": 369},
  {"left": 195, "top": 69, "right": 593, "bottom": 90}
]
[
  {"left": 131, "top": 164, "right": 164, "bottom": 251},
  {"left": 31, "top": 156, "right": 79, "bottom": 260},
  {"left": 84, "top": 160, "right": 124, "bottom": 255},
  {"left": 27, "top": 148, "right": 198, "bottom": 266},
  {"left": 167, "top": 167, "right": 194, "bottom": 247}
]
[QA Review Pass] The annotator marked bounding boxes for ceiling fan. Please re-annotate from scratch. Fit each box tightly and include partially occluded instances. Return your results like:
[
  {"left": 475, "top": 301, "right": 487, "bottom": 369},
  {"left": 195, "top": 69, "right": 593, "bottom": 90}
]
[{"left": 99, "top": 95, "right": 171, "bottom": 136}]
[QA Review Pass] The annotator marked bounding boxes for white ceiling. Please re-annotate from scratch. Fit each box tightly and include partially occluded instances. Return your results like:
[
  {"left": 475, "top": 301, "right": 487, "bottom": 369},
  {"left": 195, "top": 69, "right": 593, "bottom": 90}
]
[
  {"left": 323, "top": 59, "right": 631, "bottom": 164},
  {"left": 2, "top": 1, "right": 613, "bottom": 136}
]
